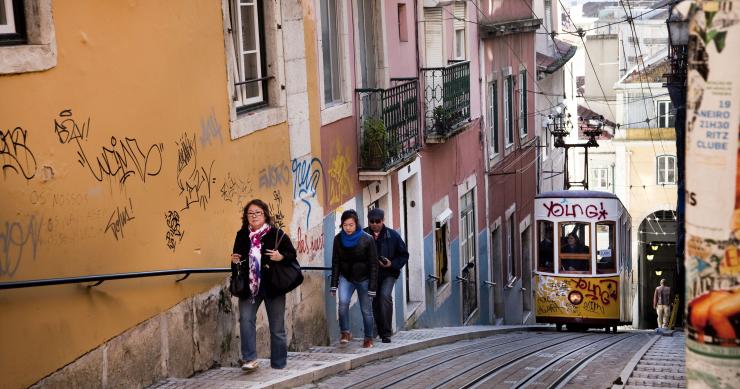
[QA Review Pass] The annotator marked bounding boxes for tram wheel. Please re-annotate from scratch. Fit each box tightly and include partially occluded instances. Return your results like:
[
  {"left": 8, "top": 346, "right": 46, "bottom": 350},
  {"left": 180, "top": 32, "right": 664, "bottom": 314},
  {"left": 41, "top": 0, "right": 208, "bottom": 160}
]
[
  {"left": 556, "top": 324, "right": 563, "bottom": 332},
  {"left": 612, "top": 325, "right": 618, "bottom": 333}
]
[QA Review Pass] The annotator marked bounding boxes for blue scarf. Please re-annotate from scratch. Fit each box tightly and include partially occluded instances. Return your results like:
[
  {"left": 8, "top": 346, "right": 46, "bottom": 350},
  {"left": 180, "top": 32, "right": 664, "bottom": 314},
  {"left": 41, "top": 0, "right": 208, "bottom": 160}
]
[{"left": 340, "top": 229, "right": 362, "bottom": 248}]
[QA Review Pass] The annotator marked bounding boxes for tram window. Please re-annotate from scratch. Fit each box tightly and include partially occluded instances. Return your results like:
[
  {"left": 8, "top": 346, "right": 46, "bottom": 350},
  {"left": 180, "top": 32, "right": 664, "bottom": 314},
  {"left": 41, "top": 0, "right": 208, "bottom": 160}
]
[
  {"left": 559, "top": 222, "right": 591, "bottom": 274},
  {"left": 596, "top": 222, "right": 616, "bottom": 274},
  {"left": 537, "top": 221, "right": 554, "bottom": 272}
]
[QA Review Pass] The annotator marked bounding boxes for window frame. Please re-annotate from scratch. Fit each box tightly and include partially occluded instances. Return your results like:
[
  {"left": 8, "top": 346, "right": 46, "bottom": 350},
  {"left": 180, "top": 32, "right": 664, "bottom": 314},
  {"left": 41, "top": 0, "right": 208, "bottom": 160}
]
[
  {"left": 557, "top": 222, "right": 592, "bottom": 275},
  {"left": 453, "top": 1, "right": 466, "bottom": 60},
  {"left": 488, "top": 80, "right": 499, "bottom": 157},
  {"left": 317, "top": 0, "right": 352, "bottom": 125},
  {"left": 434, "top": 220, "right": 450, "bottom": 288},
  {"left": 590, "top": 167, "right": 609, "bottom": 190},
  {"left": 536, "top": 220, "right": 555, "bottom": 273},
  {"left": 0, "top": 0, "right": 56, "bottom": 75},
  {"left": 232, "top": 0, "right": 269, "bottom": 112},
  {"left": 506, "top": 213, "right": 516, "bottom": 281},
  {"left": 519, "top": 69, "right": 528, "bottom": 138},
  {"left": 0, "top": 0, "right": 25, "bottom": 44},
  {"left": 504, "top": 75, "right": 514, "bottom": 147},
  {"left": 656, "top": 100, "right": 675, "bottom": 128},
  {"left": 460, "top": 189, "right": 476, "bottom": 273},
  {"left": 595, "top": 221, "right": 617, "bottom": 274},
  {"left": 656, "top": 155, "right": 677, "bottom": 185}
]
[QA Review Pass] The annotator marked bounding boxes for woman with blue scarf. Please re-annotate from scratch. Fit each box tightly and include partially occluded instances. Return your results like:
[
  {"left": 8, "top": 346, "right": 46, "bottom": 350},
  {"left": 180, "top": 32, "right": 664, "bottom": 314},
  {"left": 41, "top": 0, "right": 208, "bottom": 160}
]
[{"left": 330, "top": 209, "right": 379, "bottom": 348}]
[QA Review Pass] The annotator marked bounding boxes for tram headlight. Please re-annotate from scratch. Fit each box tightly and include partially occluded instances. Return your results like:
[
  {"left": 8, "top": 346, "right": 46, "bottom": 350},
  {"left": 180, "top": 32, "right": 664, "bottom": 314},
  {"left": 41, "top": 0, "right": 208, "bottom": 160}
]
[{"left": 568, "top": 291, "right": 584, "bottom": 305}]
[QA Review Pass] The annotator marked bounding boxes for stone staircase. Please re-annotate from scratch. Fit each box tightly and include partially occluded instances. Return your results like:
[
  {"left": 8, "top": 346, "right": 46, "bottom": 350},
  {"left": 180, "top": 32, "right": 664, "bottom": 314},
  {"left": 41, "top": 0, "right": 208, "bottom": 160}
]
[{"left": 624, "top": 332, "right": 686, "bottom": 388}]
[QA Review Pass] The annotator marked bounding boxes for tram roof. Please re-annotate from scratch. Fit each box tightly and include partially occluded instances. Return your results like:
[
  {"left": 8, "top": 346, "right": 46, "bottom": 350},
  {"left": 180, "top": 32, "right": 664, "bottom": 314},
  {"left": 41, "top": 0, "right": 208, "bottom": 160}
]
[{"left": 535, "top": 190, "right": 620, "bottom": 200}]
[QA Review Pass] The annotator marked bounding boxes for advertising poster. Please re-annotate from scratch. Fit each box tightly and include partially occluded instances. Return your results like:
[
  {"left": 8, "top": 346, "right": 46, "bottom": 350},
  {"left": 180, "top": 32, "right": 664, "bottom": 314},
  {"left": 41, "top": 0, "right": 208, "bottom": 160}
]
[{"left": 684, "top": 1, "right": 740, "bottom": 387}]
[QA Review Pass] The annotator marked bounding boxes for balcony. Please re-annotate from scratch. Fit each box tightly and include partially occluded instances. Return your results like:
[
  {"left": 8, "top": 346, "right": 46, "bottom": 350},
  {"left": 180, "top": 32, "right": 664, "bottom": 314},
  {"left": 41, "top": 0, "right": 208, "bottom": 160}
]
[
  {"left": 421, "top": 61, "right": 471, "bottom": 143},
  {"left": 356, "top": 79, "right": 420, "bottom": 179}
]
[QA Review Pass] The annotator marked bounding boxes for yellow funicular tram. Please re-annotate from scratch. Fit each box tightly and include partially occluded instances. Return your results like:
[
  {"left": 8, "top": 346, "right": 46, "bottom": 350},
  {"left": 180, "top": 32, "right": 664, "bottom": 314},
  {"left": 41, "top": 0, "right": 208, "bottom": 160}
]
[{"left": 534, "top": 190, "right": 633, "bottom": 332}]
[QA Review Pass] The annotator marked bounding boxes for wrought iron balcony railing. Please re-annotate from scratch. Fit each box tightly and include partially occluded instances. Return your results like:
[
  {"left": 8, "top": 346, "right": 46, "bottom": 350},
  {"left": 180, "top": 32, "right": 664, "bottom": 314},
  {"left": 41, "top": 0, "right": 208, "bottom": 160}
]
[
  {"left": 421, "top": 61, "right": 471, "bottom": 142},
  {"left": 356, "top": 79, "right": 420, "bottom": 172}
]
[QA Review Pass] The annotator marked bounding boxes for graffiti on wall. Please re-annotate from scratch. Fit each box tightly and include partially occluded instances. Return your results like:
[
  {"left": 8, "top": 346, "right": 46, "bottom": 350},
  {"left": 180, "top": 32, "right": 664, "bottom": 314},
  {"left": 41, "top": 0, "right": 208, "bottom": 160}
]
[
  {"left": 220, "top": 172, "right": 254, "bottom": 208},
  {"left": 259, "top": 162, "right": 290, "bottom": 189},
  {"left": 54, "top": 110, "right": 164, "bottom": 187},
  {"left": 269, "top": 190, "right": 286, "bottom": 230},
  {"left": 104, "top": 198, "right": 136, "bottom": 241},
  {"left": 176, "top": 132, "right": 215, "bottom": 211},
  {"left": 165, "top": 210, "right": 185, "bottom": 251},
  {"left": 1, "top": 127, "right": 37, "bottom": 180},
  {"left": 328, "top": 141, "right": 351, "bottom": 206},
  {"left": 291, "top": 156, "right": 323, "bottom": 229},
  {"left": 199, "top": 108, "right": 222, "bottom": 148},
  {"left": 295, "top": 225, "right": 324, "bottom": 260},
  {"left": 0, "top": 215, "right": 43, "bottom": 277}
]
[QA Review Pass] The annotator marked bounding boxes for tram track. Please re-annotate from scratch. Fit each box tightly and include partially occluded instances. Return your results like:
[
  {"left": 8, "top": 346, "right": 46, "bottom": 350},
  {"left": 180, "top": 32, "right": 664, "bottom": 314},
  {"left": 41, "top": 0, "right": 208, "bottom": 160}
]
[
  {"left": 437, "top": 333, "right": 612, "bottom": 389},
  {"left": 338, "top": 331, "right": 572, "bottom": 389}
]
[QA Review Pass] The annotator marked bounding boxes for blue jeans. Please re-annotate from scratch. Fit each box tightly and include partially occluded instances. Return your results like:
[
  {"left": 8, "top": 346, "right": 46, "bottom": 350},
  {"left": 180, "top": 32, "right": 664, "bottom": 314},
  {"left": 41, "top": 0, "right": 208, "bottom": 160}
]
[
  {"left": 337, "top": 276, "right": 374, "bottom": 339},
  {"left": 238, "top": 293, "right": 287, "bottom": 369}
]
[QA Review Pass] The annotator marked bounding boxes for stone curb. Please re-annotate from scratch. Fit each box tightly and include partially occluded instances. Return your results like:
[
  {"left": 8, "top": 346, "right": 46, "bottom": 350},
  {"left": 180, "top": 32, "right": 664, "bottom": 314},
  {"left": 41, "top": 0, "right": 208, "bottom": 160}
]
[{"left": 251, "top": 325, "right": 553, "bottom": 389}]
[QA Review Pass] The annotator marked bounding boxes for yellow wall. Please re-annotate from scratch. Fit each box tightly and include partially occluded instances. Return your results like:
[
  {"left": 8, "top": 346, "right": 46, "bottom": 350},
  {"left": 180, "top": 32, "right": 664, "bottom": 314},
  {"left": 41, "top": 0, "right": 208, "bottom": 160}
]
[{"left": 0, "top": 2, "right": 296, "bottom": 387}]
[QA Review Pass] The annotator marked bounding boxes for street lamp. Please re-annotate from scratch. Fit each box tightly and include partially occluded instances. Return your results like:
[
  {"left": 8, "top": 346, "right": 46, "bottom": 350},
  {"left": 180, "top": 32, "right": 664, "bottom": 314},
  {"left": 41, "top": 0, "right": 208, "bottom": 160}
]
[
  {"left": 667, "top": 6, "right": 689, "bottom": 47},
  {"left": 547, "top": 104, "right": 572, "bottom": 148}
]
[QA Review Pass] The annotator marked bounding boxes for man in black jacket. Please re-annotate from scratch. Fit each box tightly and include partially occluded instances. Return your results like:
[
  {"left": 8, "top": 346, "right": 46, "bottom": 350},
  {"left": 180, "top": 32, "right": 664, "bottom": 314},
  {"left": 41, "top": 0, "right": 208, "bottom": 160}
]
[{"left": 364, "top": 208, "right": 409, "bottom": 343}]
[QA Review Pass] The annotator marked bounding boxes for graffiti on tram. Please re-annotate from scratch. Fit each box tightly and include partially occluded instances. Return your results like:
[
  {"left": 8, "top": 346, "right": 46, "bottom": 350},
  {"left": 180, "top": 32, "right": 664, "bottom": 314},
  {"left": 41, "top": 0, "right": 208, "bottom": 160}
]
[{"left": 535, "top": 275, "right": 620, "bottom": 318}]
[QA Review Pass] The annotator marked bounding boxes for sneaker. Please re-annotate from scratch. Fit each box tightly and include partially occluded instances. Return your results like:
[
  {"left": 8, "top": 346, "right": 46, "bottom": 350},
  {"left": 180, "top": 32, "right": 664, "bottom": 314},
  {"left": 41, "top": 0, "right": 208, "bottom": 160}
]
[
  {"left": 363, "top": 338, "right": 374, "bottom": 348},
  {"left": 241, "top": 360, "right": 259, "bottom": 372},
  {"left": 381, "top": 337, "right": 391, "bottom": 343},
  {"left": 340, "top": 331, "right": 351, "bottom": 344}
]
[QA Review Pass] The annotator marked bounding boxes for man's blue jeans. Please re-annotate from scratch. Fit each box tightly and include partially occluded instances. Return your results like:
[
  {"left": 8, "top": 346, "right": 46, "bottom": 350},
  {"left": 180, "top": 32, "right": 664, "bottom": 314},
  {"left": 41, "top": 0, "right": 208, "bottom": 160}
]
[
  {"left": 238, "top": 293, "right": 287, "bottom": 369},
  {"left": 337, "top": 276, "right": 375, "bottom": 339}
]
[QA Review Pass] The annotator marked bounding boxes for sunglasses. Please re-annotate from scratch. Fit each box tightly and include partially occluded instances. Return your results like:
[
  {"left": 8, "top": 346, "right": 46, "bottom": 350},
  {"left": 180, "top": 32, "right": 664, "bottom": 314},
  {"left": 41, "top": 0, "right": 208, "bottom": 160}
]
[{"left": 369, "top": 219, "right": 383, "bottom": 224}]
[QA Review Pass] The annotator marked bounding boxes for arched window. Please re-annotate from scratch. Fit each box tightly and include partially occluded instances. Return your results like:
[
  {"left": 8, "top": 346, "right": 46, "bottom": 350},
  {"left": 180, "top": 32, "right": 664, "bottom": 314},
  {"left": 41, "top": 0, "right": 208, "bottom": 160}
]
[{"left": 656, "top": 155, "right": 677, "bottom": 185}]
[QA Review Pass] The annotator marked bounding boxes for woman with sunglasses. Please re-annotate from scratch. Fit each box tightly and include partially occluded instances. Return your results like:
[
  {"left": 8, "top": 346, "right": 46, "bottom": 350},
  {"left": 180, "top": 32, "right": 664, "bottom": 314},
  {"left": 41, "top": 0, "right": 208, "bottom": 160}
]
[
  {"left": 230, "top": 199, "right": 297, "bottom": 372},
  {"left": 330, "top": 209, "right": 379, "bottom": 348}
]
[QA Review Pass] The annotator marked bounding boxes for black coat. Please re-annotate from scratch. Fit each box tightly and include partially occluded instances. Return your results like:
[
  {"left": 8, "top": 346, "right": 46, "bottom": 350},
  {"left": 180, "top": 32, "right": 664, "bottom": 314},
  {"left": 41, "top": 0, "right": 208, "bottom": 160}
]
[
  {"left": 231, "top": 226, "right": 298, "bottom": 298},
  {"left": 363, "top": 226, "right": 409, "bottom": 279},
  {"left": 330, "top": 232, "right": 379, "bottom": 293}
]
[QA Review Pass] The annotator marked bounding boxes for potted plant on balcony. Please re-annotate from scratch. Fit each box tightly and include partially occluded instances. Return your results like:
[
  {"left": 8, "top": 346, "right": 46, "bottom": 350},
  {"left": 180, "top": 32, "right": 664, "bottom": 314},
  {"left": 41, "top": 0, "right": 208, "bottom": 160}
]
[
  {"left": 433, "top": 105, "right": 452, "bottom": 136},
  {"left": 361, "top": 117, "right": 388, "bottom": 170}
]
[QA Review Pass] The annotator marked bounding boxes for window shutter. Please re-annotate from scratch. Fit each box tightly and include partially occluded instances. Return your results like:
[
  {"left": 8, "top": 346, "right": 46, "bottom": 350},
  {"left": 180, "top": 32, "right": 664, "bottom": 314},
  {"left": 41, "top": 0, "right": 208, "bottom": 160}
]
[
  {"left": 454, "top": 2, "right": 465, "bottom": 30},
  {"left": 424, "top": 8, "right": 443, "bottom": 67}
]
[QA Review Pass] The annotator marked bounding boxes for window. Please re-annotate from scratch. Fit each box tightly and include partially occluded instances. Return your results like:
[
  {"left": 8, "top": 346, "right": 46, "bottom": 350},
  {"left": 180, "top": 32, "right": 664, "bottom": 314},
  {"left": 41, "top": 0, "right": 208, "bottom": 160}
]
[
  {"left": 519, "top": 70, "right": 528, "bottom": 137},
  {"left": 656, "top": 155, "right": 677, "bottom": 185},
  {"left": 544, "top": 0, "right": 552, "bottom": 33},
  {"left": 504, "top": 75, "right": 514, "bottom": 146},
  {"left": 488, "top": 81, "right": 499, "bottom": 156},
  {"left": 460, "top": 190, "right": 476, "bottom": 272},
  {"left": 590, "top": 168, "right": 609, "bottom": 190},
  {"left": 596, "top": 222, "right": 616, "bottom": 274},
  {"left": 397, "top": 4, "right": 408, "bottom": 42},
  {"left": 559, "top": 222, "right": 591, "bottom": 274},
  {"left": 0, "top": 0, "right": 56, "bottom": 75},
  {"left": 657, "top": 101, "right": 675, "bottom": 128},
  {"left": 231, "top": 0, "right": 268, "bottom": 111},
  {"left": 506, "top": 214, "right": 516, "bottom": 280},
  {"left": 434, "top": 220, "right": 450, "bottom": 288},
  {"left": 537, "top": 221, "right": 554, "bottom": 273},
  {"left": 320, "top": 0, "right": 342, "bottom": 105},
  {"left": 0, "top": 0, "right": 25, "bottom": 45},
  {"left": 453, "top": 2, "right": 466, "bottom": 59}
]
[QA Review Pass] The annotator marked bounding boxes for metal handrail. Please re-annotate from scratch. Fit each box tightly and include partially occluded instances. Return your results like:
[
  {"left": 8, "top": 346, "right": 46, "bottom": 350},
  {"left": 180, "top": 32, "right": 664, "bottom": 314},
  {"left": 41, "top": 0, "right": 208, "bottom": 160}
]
[{"left": 0, "top": 266, "right": 332, "bottom": 290}]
